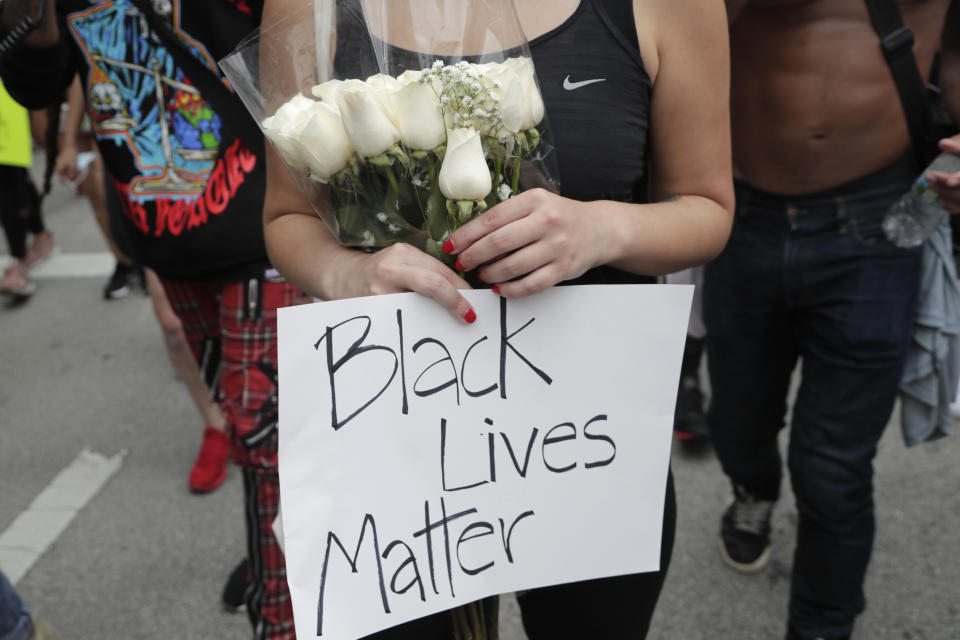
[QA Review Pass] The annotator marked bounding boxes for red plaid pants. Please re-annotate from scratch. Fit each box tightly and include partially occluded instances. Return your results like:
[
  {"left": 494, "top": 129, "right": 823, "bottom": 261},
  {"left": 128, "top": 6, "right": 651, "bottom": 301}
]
[{"left": 161, "top": 276, "right": 299, "bottom": 639}]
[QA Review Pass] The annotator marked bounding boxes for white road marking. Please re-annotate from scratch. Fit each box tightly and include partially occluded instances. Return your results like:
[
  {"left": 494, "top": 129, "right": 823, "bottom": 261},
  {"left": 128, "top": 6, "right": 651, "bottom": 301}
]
[
  {"left": 0, "top": 252, "right": 115, "bottom": 279},
  {"left": 0, "top": 448, "right": 125, "bottom": 584}
]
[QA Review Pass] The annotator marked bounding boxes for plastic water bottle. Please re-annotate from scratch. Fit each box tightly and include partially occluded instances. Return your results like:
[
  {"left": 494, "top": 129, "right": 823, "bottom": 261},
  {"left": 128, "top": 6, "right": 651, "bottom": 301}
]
[{"left": 883, "top": 152, "right": 960, "bottom": 248}]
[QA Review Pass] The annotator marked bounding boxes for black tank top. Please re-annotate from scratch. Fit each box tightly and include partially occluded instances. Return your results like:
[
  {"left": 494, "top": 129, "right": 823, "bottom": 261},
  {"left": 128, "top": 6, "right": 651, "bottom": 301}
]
[
  {"left": 333, "top": 0, "right": 654, "bottom": 284},
  {"left": 531, "top": 0, "right": 654, "bottom": 285},
  {"left": 531, "top": 0, "right": 651, "bottom": 204}
]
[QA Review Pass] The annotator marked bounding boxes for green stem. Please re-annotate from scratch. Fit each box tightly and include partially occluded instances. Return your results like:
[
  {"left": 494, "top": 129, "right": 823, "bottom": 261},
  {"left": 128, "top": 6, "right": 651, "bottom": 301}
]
[
  {"left": 329, "top": 180, "right": 344, "bottom": 208},
  {"left": 383, "top": 164, "right": 401, "bottom": 197},
  {"left": 511, "top": 157, "right": 522, "bottom": 195},
  {"left": 452, "top": 606, "right": 472, "bottom": 640},
  {"left": 469, "top": 601, "right": 485, "bottom": 640}
]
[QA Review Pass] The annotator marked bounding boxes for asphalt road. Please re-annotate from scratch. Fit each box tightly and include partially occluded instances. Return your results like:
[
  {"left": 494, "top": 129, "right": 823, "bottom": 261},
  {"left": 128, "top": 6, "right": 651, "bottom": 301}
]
[{"left": 1, "top": 158, "right": 957, "bottom": 639}]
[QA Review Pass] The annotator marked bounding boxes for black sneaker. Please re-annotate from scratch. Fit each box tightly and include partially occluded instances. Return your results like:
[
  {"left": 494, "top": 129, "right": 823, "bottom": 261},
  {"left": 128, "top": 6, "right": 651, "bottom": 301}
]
[
  {"left": 222, "top": 558, "right": 252, "bottom": 614},
  {"left": 786, "top": 626, "right": 850, "bottom": 640},
  {"left": 719, "top": 483, "right": 774, "bottom": 573},
  {"left": 132, "top": 263, "right": 147, "bottom": 295},
  {"left": 674, "top": 373, "right": 709, "bottom": 442},
  {"left": 103, "top": 262, "right": 134, "bottom": 300}
]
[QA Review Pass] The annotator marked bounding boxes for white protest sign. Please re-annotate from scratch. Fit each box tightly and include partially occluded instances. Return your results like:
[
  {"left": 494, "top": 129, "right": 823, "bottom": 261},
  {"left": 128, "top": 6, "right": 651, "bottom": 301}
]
[{"left": 277, "top": 284, "right": 692, "bottom": 639}]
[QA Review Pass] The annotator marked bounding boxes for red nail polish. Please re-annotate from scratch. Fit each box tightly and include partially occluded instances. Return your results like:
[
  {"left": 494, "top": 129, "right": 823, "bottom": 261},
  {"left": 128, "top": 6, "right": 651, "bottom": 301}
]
[
  {"left": 454, "top": 257, "right": 464, "bottom": 271},
  {"left": 492, "top": 285, "right": 501, "bottom": 295},
  {"left": 442, "top": 238, "right": 455, "bottom": 254},
  {"left": 475, "top": 272, "right": 485, "bottom": 283},
  {"left": 464, "top": 308, "right": 477, "bottom": 324}
]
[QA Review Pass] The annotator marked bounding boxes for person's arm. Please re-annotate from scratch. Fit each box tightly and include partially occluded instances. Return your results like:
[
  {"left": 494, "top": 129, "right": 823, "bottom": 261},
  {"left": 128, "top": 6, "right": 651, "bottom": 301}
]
[
  {"left": 260, "top": 0, "right": 475, "bottom": 322},
  {"left": 54, "top": 74, "right": 85, "bottom": 183},
  {"left": 446, "top": 0, "right": 734, "bottom": 298},
  {"left": 0, "top": 0, "right": 74, "bottom": 108},
  {"left": 926, "top": 0, "right": 960, "bottom": 213}
]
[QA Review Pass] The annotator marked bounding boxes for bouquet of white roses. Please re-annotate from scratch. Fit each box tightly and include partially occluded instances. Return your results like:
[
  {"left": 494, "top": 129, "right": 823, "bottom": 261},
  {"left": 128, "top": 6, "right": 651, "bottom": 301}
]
[{"left": 220, "top": 0, "right": 558, "bottom": 263}]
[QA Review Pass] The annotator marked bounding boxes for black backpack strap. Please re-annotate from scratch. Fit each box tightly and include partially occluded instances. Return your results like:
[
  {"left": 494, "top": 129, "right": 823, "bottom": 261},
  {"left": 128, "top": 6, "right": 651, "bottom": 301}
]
[
  {"left": 126, "top": 0, "right": 262, "bottom": 147},
  {"left": 863, "top": 0, "right": 936, "bottom": 166}
]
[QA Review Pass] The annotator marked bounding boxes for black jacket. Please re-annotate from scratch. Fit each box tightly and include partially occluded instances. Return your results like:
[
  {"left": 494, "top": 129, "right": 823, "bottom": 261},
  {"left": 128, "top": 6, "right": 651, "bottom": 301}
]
[{"left": 0, "top": 0, "right": 271, "bottom": 281}]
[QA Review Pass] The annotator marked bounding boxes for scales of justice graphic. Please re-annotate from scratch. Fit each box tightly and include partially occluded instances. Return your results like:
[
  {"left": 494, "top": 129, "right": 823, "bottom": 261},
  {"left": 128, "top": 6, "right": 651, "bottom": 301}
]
[{"left": 90, "top": 51, "right": 220, "bottom": 195}]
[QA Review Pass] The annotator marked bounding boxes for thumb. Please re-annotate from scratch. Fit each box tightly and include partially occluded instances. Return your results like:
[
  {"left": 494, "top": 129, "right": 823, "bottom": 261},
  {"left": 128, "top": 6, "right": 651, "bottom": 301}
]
[{"left": 939, "top": 135, "right": 960, "bottom": 155}]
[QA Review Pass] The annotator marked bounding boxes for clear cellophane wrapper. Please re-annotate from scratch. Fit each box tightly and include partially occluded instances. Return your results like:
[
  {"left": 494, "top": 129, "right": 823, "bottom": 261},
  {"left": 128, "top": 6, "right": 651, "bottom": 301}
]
[{"left": 220, "top": 0, "right": 559, "bottom": 261}]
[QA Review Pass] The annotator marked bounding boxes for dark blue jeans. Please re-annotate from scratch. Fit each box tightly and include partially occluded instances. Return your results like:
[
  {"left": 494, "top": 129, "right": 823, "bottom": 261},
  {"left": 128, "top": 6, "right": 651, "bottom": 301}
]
[
  {"left": 704, "top": 173, "right": 922, "bottom": 639},
  {"left": 0, "top": 571, "right": 31, "bottom": 640}
]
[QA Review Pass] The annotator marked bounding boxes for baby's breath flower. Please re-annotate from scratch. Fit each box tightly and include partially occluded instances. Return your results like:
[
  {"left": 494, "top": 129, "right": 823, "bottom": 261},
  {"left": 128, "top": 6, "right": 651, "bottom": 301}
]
[{"left": 498, "top": 183, "right": 512, "bottom": 202}]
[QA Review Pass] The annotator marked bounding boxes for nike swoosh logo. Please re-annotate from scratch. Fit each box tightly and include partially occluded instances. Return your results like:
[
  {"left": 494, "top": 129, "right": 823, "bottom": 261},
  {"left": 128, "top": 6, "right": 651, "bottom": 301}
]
[{"left": 563, "top": 75, "right": 606, "bottom": 90}]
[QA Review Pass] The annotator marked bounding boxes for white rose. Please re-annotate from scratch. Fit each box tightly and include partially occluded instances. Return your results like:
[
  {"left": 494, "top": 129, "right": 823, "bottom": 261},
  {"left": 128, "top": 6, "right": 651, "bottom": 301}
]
[
  {"left": 393, "top": 82, "right": 445, "bottom": 150},
  {"left": 474, "top": 61, "right": 525, "bottom": 133},
  {"left": 335, "top": 80, "right": 401, "bottom": 158},
  {"left": 439, "top": 127, "right": 492, "bottom": 200},
  {"left": 366, "top": 73, "right": 403, "bottom": 95},
  {"left": 310, "top": 79, "right": 344, "bottom": 106},
  {"left": 396, "top": 69, "right": 423, "bottom": 86},
  {"left": 261, "top": 93, "right": 317, "bottom": 170},
  {"left": 365, "top": 73, "right": 404, "bottom": 116},
  {"left": 502, "top": 57, "right": 545, "bottom": 130},
  {"left": 296, "top": 101, "right": 355, "bottom": 182}
]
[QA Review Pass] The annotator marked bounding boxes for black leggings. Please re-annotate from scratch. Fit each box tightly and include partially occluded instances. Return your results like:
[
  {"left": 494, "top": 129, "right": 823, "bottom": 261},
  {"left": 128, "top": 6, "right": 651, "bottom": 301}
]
[
  {"left": 363, "top": 470, "right": 677, "bottom": 640},
  {"left": 0, "top": 165, "right": 44, "bottom": 259}
]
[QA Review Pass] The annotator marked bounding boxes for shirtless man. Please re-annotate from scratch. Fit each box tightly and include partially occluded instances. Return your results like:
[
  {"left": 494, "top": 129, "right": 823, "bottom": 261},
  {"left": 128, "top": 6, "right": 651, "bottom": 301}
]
[{"left": 704, "top": 2, "right": 959, "bottom": 639}]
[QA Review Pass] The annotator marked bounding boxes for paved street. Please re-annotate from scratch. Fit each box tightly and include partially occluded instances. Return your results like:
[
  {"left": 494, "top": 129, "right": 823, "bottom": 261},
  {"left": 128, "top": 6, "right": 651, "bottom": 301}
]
[{"left": 1, "top": 157, "right": 958, "bottom": 639}]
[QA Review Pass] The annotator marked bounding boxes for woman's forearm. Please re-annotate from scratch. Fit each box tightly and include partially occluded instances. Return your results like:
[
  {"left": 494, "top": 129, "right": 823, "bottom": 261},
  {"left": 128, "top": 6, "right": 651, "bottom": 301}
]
[
  {"left": 601, "top": 196, "right": 733, "bottom": 276},
  {"left": 61, "top": 74, "right": 86, "bottom": 143},
  {"left": 264, "top": 210, "right": 362, "bottom": 301}
]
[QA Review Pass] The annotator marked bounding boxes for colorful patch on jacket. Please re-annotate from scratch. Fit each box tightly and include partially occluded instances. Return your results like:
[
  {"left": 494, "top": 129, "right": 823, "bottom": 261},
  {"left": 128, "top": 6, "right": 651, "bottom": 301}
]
[{"left": 66, "top": 0, "right": 257, "bottom": 237}]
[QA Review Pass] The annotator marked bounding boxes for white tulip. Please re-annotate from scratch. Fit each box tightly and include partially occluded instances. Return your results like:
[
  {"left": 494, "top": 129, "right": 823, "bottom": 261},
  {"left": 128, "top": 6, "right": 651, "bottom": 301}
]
[
  {"left": 439, "top": 127, "right": 491, "bottom": 200},
  {"left": 296, "top": 101, "right": 355, "bottom": 182},
  {"left": 335, "top": 80, "right": 401, "bottom": 158},
  {"left": 261, "top": 93, "right": 317, "bottom": 170},
  {"left": 393, "top": 82, "right": 445, "bottom": 150},
  {"left": 310, "top": 79, "right": 344, "bottom": 106}
]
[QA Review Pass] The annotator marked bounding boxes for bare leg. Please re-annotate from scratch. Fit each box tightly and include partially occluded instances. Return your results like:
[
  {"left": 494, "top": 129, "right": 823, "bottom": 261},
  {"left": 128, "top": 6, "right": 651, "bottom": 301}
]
[
  {"left": 80, "top": 154, "right": 131, "bottom": 264},
  {"left": 145, "top": 268, "right": 226, "bottom": 431}
]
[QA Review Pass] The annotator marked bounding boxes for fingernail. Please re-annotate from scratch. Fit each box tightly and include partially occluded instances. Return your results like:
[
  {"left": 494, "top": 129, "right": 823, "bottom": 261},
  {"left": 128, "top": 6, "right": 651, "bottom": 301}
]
[
  {"left": 475, "top": 272, "right": 485, "bottom": 283},
  {"left": 454, "top": 257, "right": 464, "bottom": 271},
  {"left": 442, "top": 238, "right": 455, "bottom": 254},
  {"left": 464, "top": 308, "right": 477, "bottom": 324},
  {"left": 492, "top": 284, "right": 501, "bottom": 295}
]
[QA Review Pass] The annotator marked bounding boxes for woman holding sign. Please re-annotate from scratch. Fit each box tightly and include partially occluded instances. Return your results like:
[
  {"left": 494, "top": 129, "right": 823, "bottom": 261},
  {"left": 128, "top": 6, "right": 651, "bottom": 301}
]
[{"left": 261, "top": 0, "right": 733, "bottom": 637}]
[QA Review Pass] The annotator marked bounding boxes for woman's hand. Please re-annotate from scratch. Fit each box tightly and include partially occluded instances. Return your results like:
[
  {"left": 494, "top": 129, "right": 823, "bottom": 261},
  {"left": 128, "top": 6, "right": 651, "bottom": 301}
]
[
  {"left": 444, "top": 188, "right": 610, "bottom": 297},
  {"left": 337, "top": 242, "right": 478, "bottom": 323},
  {"left": 926, "top": 135, "right": 960, "bottom": 214}
]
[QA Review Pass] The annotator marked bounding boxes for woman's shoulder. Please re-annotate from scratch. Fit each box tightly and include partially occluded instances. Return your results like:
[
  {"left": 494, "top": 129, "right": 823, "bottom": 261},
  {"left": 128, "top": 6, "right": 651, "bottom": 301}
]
[{"left": 634, "top": 0, "right": 730, "bottom": 83}]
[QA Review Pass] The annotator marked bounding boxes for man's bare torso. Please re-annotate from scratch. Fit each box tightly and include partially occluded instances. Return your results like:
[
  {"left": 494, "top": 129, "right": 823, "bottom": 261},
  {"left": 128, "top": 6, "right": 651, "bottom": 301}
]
[{"left": 731, "top": 0, "right": 951, "bottom": 193}]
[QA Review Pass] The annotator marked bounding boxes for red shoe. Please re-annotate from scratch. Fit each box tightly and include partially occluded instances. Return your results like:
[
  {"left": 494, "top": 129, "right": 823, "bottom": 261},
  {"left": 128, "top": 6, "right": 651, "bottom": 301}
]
[{"left": 189, "top": 426, "right": 230, "bottom": 494}]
